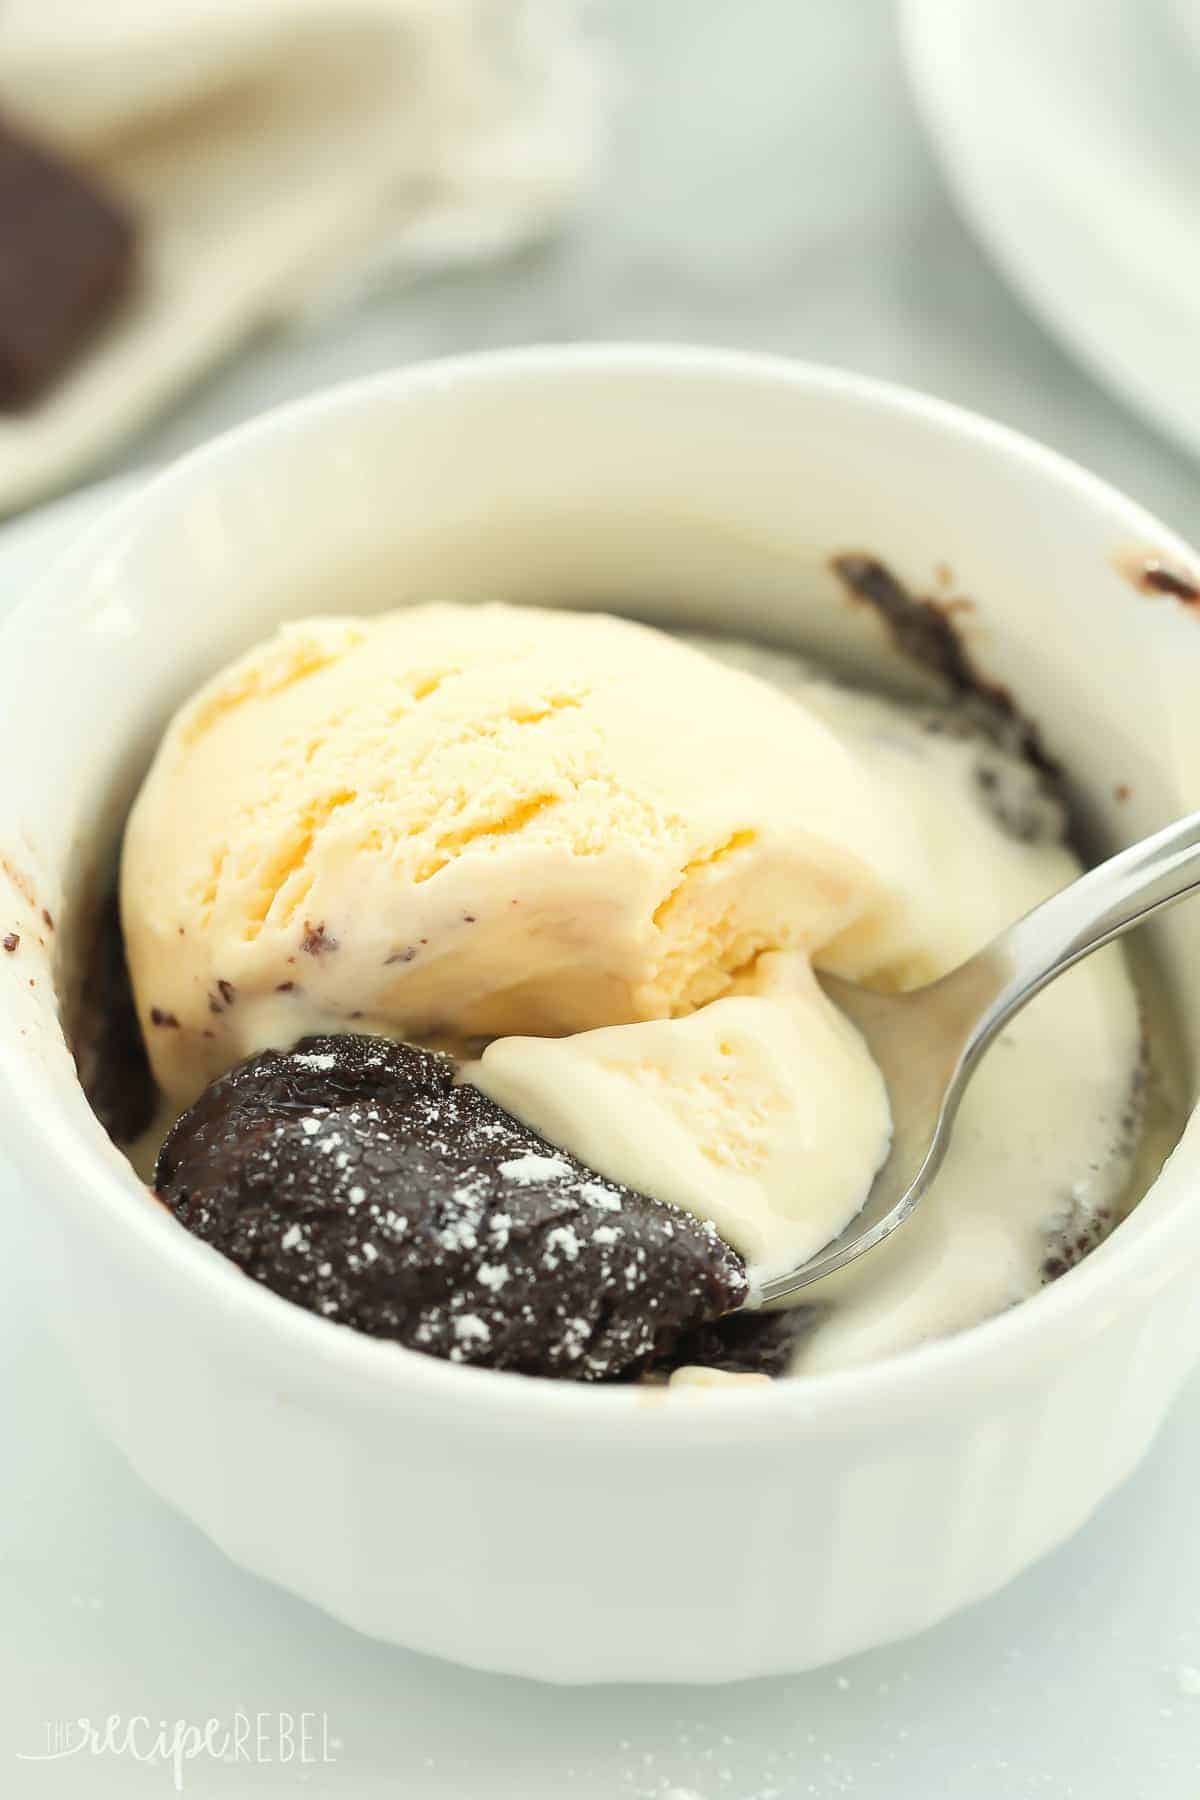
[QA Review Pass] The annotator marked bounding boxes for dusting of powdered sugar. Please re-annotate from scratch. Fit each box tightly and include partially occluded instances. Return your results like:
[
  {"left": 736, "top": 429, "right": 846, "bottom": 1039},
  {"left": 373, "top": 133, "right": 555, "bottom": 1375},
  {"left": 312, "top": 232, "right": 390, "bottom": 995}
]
[
  {"left": 499, "top": 1152, "right": 573, "bottom": 1184},
  {"left": 157, "top": 1034, "right": 747, "bottom": 1381}
]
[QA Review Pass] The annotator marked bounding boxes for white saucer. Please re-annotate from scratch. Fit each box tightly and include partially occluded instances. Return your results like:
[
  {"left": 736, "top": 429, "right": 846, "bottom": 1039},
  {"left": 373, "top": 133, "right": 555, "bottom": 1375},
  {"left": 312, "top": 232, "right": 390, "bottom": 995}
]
[
  {"left": 2, "top": 481, "right": 1200, "bottom": 1795},
  {"left": 903, "top": 0, "right": 1200, "bottom": 462}
]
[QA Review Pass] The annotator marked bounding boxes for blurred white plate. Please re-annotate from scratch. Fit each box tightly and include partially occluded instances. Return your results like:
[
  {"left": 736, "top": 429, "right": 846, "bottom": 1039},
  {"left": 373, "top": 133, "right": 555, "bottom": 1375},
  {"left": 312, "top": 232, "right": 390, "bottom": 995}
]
[
  {"left": 903, "top": 0, "right": 1200, "bottom": 461},
  {"left": 1168, "top": 0, "right": 1200, "bottom": 63}
]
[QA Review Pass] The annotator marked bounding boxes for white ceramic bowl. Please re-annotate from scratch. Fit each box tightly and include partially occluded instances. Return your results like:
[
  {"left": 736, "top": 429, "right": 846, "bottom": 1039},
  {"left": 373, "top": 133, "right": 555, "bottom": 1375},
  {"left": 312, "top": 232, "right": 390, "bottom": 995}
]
[{"left": 1, "top": 348, "right": 1198, "bottom": 1684}]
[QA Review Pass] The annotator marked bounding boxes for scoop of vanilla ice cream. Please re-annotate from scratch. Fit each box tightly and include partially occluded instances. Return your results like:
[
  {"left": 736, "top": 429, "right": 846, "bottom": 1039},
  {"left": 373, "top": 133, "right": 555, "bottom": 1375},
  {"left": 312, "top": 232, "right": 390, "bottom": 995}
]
[
  {"left": 470, "top": 951, "right": 892, "bottom": 1279},
  {"left": 122, "top": 603, "right": 926, "bottom": 1108}
]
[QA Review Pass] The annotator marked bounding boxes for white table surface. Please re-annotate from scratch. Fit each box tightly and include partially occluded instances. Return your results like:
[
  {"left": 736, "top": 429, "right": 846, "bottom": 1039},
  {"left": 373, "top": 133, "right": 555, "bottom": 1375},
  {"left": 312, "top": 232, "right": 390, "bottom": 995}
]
[{"left": 3, "top": 3, "right": 1200, "bottom": 1794}]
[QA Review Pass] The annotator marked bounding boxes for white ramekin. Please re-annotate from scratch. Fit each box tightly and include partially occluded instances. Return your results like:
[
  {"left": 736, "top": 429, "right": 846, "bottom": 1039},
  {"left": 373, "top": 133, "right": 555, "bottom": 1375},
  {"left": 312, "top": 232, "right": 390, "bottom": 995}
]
[{"left": 1, "top": 348, "right": 1198, "bottom": 1684}]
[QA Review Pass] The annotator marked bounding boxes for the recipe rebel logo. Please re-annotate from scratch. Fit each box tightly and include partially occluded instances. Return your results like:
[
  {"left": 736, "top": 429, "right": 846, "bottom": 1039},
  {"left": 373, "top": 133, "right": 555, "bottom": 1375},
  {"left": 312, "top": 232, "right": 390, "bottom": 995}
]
[{"left": 15, "top": 1712, "right": 339, "bottom": 1789}]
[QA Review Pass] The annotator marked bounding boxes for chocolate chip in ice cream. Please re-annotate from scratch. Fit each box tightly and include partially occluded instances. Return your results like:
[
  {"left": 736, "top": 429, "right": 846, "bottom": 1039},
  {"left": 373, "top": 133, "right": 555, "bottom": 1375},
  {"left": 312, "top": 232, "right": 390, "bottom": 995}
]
[
  {"left": 300, "top": 921, "right": 337, "bottom": 956},
  {"left": 154, "top": 1035, "right": 749, "bottom": 1380}
]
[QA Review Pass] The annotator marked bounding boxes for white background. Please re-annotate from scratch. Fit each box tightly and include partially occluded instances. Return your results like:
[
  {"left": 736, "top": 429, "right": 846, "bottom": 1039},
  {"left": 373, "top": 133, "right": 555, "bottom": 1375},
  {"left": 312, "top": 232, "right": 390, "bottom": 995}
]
[{"left": 3, "top": 3, "right": 1200, "bottom": 1794}]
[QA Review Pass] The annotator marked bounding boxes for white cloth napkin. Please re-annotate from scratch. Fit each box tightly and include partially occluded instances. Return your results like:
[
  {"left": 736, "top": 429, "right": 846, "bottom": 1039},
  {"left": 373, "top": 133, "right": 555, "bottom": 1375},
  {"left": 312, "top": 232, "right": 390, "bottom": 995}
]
[{"left": 0, "top": 0, "right": 601, "bottom": 514}]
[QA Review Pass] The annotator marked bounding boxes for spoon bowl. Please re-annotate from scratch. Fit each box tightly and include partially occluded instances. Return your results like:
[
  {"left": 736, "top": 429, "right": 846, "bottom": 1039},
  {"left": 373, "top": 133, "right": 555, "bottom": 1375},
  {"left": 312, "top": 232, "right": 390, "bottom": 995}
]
[{"left": 755, "top": 807, "right": 1200, "bottom": 1305}]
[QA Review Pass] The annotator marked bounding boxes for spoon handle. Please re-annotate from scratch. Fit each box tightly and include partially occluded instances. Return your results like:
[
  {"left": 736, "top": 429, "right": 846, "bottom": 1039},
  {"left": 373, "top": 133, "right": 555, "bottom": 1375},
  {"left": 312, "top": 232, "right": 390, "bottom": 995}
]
[{"left": 956, "top": 807, "right": 1200, "bottom": 1075}]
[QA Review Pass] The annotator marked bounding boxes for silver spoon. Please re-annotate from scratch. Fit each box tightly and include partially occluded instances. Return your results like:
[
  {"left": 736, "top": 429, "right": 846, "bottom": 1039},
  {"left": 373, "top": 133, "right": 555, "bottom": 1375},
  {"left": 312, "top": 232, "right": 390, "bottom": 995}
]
[{"left": 755, "top": 808, "right": 1200, "bottom": 1306}]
